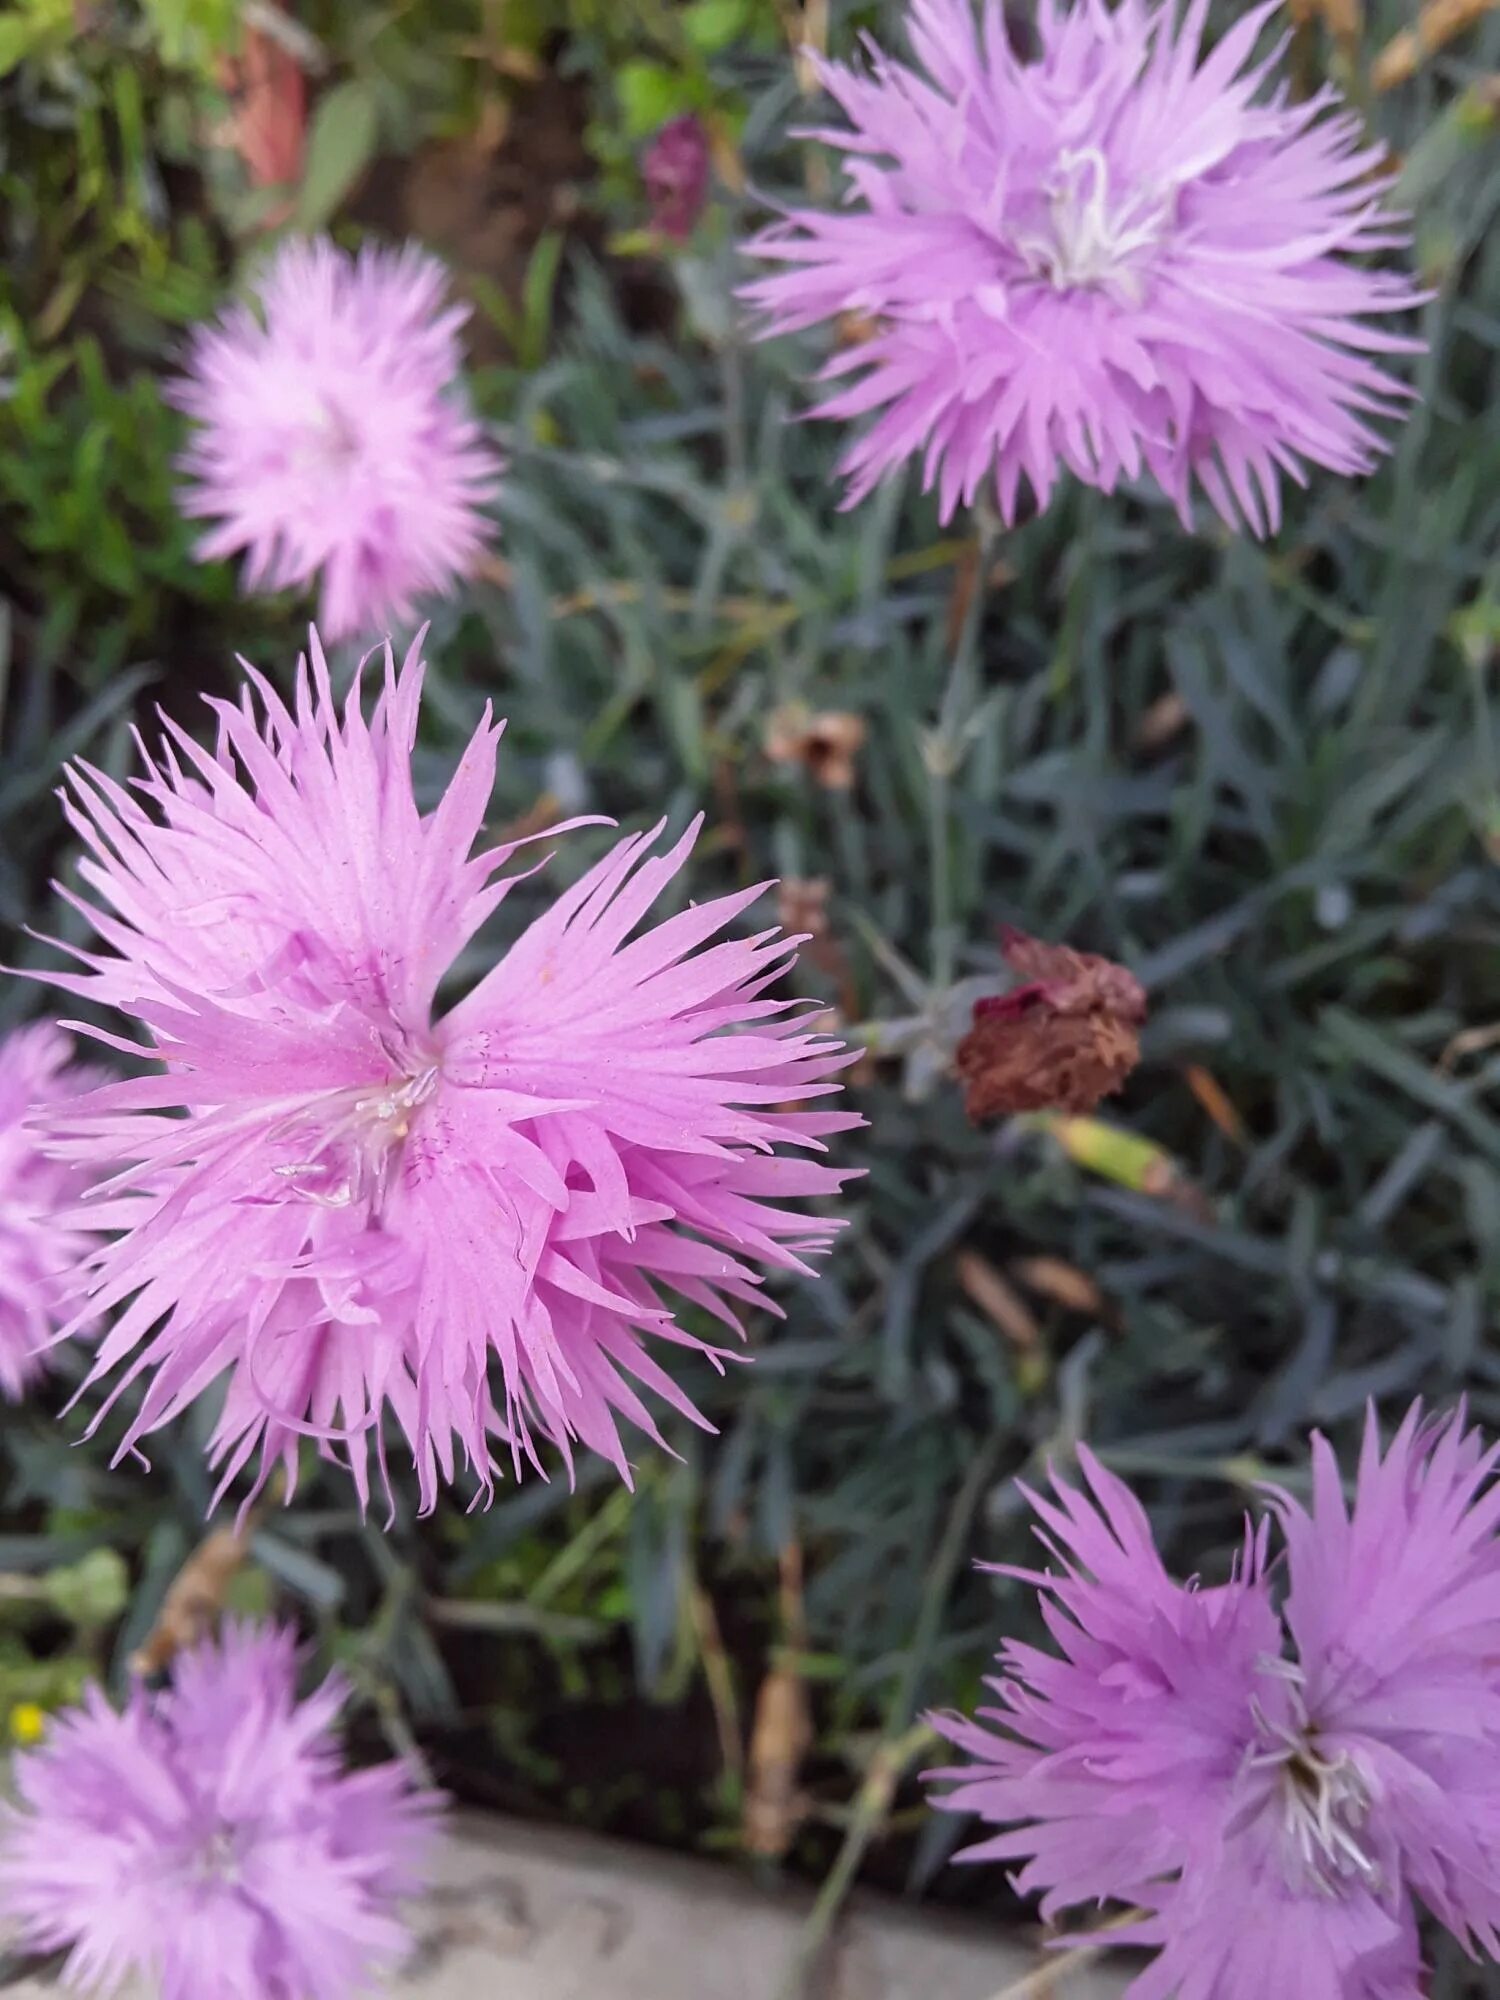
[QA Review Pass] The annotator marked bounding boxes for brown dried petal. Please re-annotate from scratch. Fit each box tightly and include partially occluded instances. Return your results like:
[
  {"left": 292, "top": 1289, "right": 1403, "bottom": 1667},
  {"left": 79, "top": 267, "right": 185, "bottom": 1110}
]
[
  {"left": 776, "top": 877, "right": 831, "bottom": 940},
  {"left": 128, "top": 1525, "right": 252, "bottom": 1678},
  {"left": 998, "top": 925, "right": 1147, "bottom": 1024},
  {"left": 763, "top": 702, "right": 810, "bottom": 766},
  {"left": 835, "top": 310, "right": 881, "bottom": 348},
  {"left": 764, "top": 705, "right": 867, "bottom": 790},
  {"left": 957, "top": 928, "right": 1145, "bottom": 1118},
  {"left": 957, "top": 1010, "right": 1140, "bottom": 1119},
  {"left": 741, "top": 1664, "right": 813, "bottom": 1859},
  {"left": 803, "top": 713, "right": 866, "bottom": 789},
  {"left": 1373, "top": 0, "right": 1496, "bottom": 89}
]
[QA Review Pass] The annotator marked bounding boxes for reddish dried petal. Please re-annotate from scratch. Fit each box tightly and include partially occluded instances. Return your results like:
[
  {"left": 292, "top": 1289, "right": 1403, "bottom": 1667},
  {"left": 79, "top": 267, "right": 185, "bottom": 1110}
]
[
  {"left": 957, "top": 1012, "right": 1141, "bottom": 1119},
  {"left": 643, "top": 114, "right": 711, "bottom": 242},
  {"left": 999, "top": 926, "right": 1147, "bottom": 1024},
  {"left": 957, "top": 930, "right": 1145, "bottom": 1118},
  {"left": 217, "top": 27, "right": 306, "bottom": 193}
]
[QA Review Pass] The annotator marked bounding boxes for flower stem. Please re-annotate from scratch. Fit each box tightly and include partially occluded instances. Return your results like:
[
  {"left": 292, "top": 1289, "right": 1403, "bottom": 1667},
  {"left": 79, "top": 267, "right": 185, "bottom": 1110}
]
[
  {"left": 774, "top": 1435, "right": 1002, "bottom": 2000},
  {"left": 983, "top": 1906, "right": 1146, "bottom": 2000},
  {"left": 928, "top": 509, "right": 1000, "bottom": 991}
]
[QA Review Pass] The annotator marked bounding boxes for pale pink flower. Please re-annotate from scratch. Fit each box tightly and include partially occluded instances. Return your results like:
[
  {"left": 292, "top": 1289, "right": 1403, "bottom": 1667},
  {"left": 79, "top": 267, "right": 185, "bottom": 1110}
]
[
  {"left": 743, "top": 0, "right": 1426, "bottom": 532},
  {"left": 0, "top": 1621, "right": 439, "bottom": 2000},
  {"left": 46, "top": 631, "right": 856, "bottom": 1514},
  {"left": 930, "top": 1405, "right": 1500, "bottom": 1998},
  {"left": 0, "top": 1024, "right": 100, "bottom": 1399},
  {"left": 173, "top": 238, "right": 502, "bottom": 641}
]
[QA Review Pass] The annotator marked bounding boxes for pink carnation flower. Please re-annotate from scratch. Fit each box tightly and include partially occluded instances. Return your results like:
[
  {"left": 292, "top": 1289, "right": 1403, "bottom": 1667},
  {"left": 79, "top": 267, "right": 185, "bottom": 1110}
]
[
  {"left": 931, "top": 1404, "right": 1500, "bottom": 1998},
  {"left": 45, "top": 631, "right": 856, "bottom": 1514},
  {"left": 0, "top": 1621, "right": 439, "bottom": 2000},
  {"left": 0, "top": 1024, "right": 100, "bottom": 1400},
  {"left": 172, "top": 238, "right": 502, "bottom": 642},
  {"left": 743, "top": 0, "right": 1425, "bottom": 532}
]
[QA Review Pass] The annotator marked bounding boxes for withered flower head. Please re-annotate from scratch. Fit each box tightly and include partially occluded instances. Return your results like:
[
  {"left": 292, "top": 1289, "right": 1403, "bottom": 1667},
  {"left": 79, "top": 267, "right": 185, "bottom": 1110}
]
[
  {"left": 764, "top": 704, "right": 867, "bottom": 790},
  {"left": 776, "top": 876, "right": 832, "bottom": 940},
  {"left": 956, "top": 926, "right": 1146, "bottom": 1120},
  {"left": 642, "top": 113, "right": 711, "bottom": 242}
]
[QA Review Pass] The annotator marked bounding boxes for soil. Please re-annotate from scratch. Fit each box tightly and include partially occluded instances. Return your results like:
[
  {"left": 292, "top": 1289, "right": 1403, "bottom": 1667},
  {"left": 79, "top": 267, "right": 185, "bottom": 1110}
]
[{"left": 350, "top": 66, "right": 674, "bottom": 365}]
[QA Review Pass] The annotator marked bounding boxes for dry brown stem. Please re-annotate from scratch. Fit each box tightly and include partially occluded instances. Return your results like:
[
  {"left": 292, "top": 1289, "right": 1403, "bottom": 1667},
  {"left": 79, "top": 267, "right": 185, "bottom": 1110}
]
[{"left": 1373, "top": 0, "right": 1499, "bottom": 89}]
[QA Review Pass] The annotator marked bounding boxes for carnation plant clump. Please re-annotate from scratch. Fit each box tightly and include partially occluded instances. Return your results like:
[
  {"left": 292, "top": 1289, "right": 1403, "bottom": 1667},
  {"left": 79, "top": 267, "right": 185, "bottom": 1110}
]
[{"left": 2, "top": 2, "right": 1500, "bottom": 1997}]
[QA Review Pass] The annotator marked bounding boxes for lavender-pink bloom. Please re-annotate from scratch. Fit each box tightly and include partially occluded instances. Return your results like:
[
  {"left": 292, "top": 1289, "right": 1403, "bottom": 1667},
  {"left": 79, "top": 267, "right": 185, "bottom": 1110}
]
[
  {"left": 172, "top": 238, "right": 502, "bottom": 643},
  {"left": 931, "top": 1405, "right": 1500, "bottom": 1998},
  {"left": 45, "top": 631, "right": 856, "bottom": 1515},
  {"left": 0, "top": 1621, "right": 439, "bottom": 2000},
  {"left": 0, "top": 1024, "right": 99, "bottom": 1400},
  {"left": 933, "top": 1448, "right": 1279, "bottom": 1914},
  {"left": 743, "top": 0, "right": 1425, "bottom": 532}
]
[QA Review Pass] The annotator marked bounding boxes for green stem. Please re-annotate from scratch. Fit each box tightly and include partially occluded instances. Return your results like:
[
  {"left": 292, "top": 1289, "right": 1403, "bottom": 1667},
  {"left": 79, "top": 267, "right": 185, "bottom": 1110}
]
[
  {"left": 928, "top": 766, "right": 956, "bottom": 990},
  {"left": 775, "top": 1436, "right": 1002, "bottom": 2000},
  {"left": 777, "top": 1719, "right": 937, "bottom": 1999},
  {"left": 929, "top": 512, "right": 1000, "bottom": 990},
  {"left": 983, "top": 1907, "right": 1147, "bottom": 2000}
]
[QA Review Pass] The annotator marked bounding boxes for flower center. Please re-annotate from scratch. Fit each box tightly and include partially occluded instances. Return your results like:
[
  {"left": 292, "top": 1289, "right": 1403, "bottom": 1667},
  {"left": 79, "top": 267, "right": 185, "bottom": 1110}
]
[
  {"left": 184, "top": 1823, "right": 243, "bottom": 1888},
  {"left": 1017, "top": 147, "right": 1170, "bottom": 305},
  {"left": 1247, "top": 1705, "right": 1379, "bottom": 1896},
  {"left": 292, "top": 397, "right": 362, "bottom": 480},
  {"left": 270, "top": 1044, "right": 440, "bottom": 1217}
]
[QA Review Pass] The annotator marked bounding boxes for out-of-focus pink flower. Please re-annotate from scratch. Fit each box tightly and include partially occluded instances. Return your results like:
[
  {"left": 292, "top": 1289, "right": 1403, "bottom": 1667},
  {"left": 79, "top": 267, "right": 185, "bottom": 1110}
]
[
  {"left": 0, "top": 1621, "right": 440, "bottom": 2000},
  {"left": 45, "top": 630, "right": 858, "bottom": 1515},
  {"left": 930, "top": 1404, "right": 1500, "bottom": 1997},
  {"left": 172, "top": 238, "right": 502, "bottom": 643},
  {"left": 0, "top": 1024, "right": 99, "bottom": 1401},
  {"left": 743, "top": 0, "right": 1426, "bottom": 532},
  {"left": 644, "top": 114, "right": 711, "bottom": 241}
]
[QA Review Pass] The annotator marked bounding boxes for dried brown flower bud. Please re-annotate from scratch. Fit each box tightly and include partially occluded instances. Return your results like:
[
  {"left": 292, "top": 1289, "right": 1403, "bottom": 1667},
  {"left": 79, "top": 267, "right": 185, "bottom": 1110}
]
[
  {"left": 128, "top": 1527, "right": 252, "bottom": 1679},
  {"left": 776, "top": 876, "right": 832, "bottom": 941},
  {"left": 764, "top": 704, "right": 867, "bottom": 790},
  {"left": 956, "top": 926, "right": 1146, "bottom": 1119},
  {"left": 835, "top": 309, "right": 881, "bottom": 348},
  {"left": 642, "top": 114, "right": 711, "bottom": 242}
]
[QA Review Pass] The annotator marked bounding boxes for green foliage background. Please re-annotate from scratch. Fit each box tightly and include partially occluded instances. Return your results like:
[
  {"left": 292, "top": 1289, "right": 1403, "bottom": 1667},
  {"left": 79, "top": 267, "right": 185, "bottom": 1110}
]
[{"left": 3, "top": 0, "right": 1500, "bottom": 1985}]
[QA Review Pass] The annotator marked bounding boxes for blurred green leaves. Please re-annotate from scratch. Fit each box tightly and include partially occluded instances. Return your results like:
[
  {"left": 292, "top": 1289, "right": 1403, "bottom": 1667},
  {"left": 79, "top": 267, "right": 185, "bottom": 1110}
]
[
  {"left": 33, "top": 1551, "right": 130, "bottom": 1633},
  {"left": 294, "top": 78, "right": 379, "bottom": 231},
  {"left": 0, "top": 0, "right": 235, "bottom": 81},
  {"left": 0, "top": 0, "right": 81, "bottom": 81},
  {"left": 139, "top": 0, "right": 238, "bottom": 70},
  {"left": 0, "top": 319, "right": 237, "bottom": 676},
  {"left": 616, "top": 60, "right": 687, "bottom": 139}
]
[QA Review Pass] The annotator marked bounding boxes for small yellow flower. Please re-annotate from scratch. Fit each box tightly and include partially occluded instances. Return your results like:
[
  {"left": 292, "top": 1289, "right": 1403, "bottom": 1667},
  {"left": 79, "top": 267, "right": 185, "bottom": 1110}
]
[{"left": 10, "top": 1702, "right": 46, "bottom": 1745}]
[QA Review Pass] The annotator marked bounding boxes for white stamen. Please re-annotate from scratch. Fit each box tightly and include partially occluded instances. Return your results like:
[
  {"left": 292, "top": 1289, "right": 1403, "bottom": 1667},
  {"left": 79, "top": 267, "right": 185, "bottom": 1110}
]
[
  {"left": 186, "top": 1825, "right": 242, "bottom": 1887},
  {"left": 1246, "top": 1693, "right": 1380, "bottom": 1897},
  {"left": 270, "top": 1055, "right": 440, "bottom": 1219},
  {"left": 1015, "top": 147, "right": 1172, "bottom": 305}
]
